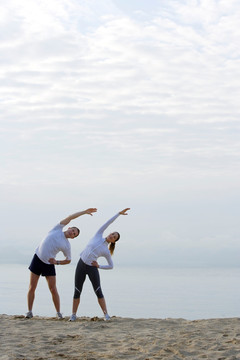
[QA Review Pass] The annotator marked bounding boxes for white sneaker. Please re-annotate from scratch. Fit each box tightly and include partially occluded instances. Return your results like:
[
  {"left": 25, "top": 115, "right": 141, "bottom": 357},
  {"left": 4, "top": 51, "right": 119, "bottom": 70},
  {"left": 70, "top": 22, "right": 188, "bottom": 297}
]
[
  {"left": 104, "top": 313, "right": 111, "bottom": 321},
  {"left": 69, "top": 314, "right": 77, "bottom": 322},
  {"left": 56, "top": 312, "right": 63, "bottom": 319},
  {"left": 25, "top": 311, "right": 33, "bottom": 319}
]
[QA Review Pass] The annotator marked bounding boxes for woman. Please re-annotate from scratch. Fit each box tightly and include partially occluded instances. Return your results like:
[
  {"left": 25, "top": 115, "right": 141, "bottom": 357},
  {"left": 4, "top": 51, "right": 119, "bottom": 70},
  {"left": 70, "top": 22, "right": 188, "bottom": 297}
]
[{"left": 69, "top": 208, "right": 130, "bottom": 321}]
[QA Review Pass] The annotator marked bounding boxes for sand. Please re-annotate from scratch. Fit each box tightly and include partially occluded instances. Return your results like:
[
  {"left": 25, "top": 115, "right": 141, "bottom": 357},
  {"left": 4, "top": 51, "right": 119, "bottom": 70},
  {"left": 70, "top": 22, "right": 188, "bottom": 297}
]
[{"left": 0, "top": 315, "right": 240, "bottom": 360}]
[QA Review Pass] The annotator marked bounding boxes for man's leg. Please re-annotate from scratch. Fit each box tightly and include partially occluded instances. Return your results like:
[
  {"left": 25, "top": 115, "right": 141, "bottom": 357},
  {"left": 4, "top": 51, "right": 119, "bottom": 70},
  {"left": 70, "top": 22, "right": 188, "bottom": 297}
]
[
  {"left": 27, "top": 271, "right": 40, "bottom": 312},
  {"left": 46, "top": 276, "right": 60, "bottom": 313}
]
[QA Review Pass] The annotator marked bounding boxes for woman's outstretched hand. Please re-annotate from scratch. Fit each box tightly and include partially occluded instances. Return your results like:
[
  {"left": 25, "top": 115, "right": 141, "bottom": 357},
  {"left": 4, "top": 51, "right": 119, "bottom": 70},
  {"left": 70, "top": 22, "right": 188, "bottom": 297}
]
[{"left": 119, "top": 208, "right": 130, "bottom": 215}]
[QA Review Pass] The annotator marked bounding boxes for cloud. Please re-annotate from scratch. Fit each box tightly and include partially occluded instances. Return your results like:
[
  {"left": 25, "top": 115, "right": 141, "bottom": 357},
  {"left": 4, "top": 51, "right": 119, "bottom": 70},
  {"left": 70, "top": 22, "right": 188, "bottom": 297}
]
[
  {"left": 1, "top": 0, "right": 240, "bottom": 121},
  {"left": 1, "top": 0, "right": 240, "bottom": 268}
]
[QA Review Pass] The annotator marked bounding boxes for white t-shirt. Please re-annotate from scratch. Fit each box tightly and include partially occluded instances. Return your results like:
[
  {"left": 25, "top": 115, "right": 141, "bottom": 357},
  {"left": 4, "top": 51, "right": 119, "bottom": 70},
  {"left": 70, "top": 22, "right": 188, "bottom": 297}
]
[
  {"left": 80, "top": 213, "right": 120, "bottom": 269},
  {"left": 36, "top": 223, "right": 71, "bottom": 264}
]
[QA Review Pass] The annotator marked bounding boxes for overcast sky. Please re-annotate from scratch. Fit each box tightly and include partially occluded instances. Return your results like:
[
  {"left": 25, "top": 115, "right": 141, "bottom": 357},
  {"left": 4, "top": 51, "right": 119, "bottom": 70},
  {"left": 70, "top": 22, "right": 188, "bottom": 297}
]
[{"left": 1, "top": 0, "right": 240, "bottom": 267}]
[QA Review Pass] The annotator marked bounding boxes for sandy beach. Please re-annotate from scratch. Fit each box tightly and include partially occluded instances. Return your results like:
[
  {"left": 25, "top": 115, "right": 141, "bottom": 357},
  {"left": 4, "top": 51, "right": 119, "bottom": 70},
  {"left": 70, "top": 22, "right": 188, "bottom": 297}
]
[{"left": 1, "top": 315, "right": 240, "bottom": 359}]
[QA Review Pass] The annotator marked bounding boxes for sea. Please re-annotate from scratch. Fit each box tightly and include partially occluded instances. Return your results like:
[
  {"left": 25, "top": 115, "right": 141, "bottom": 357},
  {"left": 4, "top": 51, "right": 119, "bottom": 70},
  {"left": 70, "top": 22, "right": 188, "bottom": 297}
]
[{"left": 0, "top": 264, "right": 240, "bottom": 320}]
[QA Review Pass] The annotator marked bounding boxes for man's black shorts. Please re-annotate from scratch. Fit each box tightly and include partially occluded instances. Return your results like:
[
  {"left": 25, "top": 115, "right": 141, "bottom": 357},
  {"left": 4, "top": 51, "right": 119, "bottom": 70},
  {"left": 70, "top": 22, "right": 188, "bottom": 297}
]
[{"left": 28, "top": 254, "right": 56, "bottom": 276}]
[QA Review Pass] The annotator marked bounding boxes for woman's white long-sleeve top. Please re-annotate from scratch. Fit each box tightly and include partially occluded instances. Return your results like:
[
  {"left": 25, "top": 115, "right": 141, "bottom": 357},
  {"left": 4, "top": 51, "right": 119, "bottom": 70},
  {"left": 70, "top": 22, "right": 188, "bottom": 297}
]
[{"left": 80, "top": 213, "right": 120, "bottom": 269}]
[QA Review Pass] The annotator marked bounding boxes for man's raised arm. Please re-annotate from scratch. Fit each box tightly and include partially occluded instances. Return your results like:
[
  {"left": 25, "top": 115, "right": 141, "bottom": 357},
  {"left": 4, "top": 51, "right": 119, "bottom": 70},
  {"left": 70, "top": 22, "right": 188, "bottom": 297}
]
[{"left": 60, "top": 208, "right": 97, "bottom": 226}]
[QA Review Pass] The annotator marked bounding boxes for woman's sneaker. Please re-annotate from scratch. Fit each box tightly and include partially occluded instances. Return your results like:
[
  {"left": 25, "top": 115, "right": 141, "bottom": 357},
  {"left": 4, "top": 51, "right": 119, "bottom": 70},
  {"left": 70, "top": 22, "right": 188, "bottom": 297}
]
[
  {"left": 69, "top": 314, "right": 77, "bottom": 322},
  {"left": 25, "top": 311, "right": 33, "bottom": 319},
  {"left": 104, "top": 313, "right": 111, "bottom": 321}
]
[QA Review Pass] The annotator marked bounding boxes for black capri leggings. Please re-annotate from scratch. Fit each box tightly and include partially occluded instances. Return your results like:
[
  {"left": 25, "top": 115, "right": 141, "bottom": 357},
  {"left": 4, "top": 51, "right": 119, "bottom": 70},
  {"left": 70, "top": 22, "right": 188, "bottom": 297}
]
[{"left": 74, "top": 258, "right": 104, "bottom": 299}]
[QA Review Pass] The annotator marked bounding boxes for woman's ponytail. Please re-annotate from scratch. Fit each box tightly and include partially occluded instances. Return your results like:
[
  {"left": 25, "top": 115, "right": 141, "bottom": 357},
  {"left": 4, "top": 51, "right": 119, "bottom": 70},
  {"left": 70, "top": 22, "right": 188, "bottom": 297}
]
[
  {"left": 109, "top": 242, "right": 115, "bottom": 255},
  {"left": 109, "top": 232, "right": 120, "bottom": 255}
]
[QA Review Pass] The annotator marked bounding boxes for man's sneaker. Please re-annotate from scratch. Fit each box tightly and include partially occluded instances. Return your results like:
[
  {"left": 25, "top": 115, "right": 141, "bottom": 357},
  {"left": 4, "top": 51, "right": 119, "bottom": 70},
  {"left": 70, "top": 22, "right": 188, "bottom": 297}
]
[
  {"left": 69, "top": 314, "right": 77, "bottom": 322},
  {"left": 56, "top": 312, "right": 63, "bottom": 319},
  {"left": 104, "top": 313, "right": 111, "bottom": 321},
  {"left": 25, "top": 311, "right": 33, "bottom": 319}
]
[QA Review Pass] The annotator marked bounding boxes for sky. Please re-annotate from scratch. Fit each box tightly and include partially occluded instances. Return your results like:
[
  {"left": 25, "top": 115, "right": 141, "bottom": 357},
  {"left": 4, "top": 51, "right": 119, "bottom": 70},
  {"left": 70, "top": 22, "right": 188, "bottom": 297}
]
[{"left": 1, "top": 0, "right": 240, "bottom": 267}]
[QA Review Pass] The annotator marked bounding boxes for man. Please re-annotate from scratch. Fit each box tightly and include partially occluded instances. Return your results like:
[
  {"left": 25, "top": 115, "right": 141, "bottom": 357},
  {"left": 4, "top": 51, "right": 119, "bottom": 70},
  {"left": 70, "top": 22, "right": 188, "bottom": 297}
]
[{"left": 26, "top": 208, "right": 97, "bottom": 319}]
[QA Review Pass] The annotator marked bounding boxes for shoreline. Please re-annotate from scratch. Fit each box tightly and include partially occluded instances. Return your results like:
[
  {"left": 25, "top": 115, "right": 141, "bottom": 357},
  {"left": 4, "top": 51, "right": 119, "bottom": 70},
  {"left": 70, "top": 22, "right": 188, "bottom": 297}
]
[{"left": 1, "top": 315, "right": 240, "bottom": 359}]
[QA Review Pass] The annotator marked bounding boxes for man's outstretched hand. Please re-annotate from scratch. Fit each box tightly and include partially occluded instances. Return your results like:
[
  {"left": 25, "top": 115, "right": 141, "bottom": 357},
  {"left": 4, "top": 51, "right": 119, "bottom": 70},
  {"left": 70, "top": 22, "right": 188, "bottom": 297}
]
[{"left": 85, "top": 208, "right": 97, "bottom": 216}]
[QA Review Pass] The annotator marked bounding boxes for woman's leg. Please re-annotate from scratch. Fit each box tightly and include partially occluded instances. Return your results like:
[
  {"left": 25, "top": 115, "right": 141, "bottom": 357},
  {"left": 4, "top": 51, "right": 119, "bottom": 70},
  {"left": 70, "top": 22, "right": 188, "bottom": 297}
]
[
  {"left": 97, "top": 297, "right": 108, "bottom": 315},
  {"left": 88, "top": 266, "right": 109, "bottom": 316},
  {"left": 72, "top": 298, "right": 80, "bottom": 314},
  {"left": 72, "top": 259, "right": 86, "bottom": 315}
]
